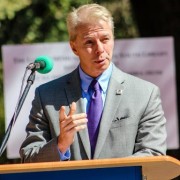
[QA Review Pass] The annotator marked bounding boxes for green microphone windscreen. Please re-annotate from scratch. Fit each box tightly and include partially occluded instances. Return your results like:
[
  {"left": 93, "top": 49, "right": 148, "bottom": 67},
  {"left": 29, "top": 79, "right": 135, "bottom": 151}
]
[{"left": 34, "top": 56, "right": 54, "bottom": 74}]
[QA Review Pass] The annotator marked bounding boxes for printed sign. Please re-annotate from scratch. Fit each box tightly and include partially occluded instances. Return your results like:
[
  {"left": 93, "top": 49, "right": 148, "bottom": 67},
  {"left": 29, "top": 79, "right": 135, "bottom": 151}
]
[{"left": 2, "top": 37, "right": 179, "bottom": 158}]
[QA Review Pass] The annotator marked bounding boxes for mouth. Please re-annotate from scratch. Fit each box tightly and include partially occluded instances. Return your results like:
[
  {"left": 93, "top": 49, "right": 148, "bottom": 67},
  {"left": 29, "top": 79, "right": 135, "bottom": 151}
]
[{"left": 94, "top": 59, "right": 106, "bottom": 64}]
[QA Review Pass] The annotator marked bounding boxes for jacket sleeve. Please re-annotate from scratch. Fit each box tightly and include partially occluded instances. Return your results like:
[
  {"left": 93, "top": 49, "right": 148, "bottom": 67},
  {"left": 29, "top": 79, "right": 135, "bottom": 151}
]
[
  {"left": 132, "top": 85, "right": 167, "bottom": 157},
  {"left": 19, "top": 88, "right": 61, "bottom": 163}
]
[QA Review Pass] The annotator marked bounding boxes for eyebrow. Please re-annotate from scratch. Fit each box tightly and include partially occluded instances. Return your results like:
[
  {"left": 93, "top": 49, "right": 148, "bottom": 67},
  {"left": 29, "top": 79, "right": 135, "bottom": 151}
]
[{"left": 83, "top": 32, "right": 111, "bottom": 40}]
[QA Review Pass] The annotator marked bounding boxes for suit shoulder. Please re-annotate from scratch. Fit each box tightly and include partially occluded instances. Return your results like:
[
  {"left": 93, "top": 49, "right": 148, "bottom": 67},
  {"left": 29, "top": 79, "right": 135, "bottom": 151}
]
[
  {"left": 114, "top": 66, "right": 159, "bottom": 91},
  {"left": 118, "top": 70, "right": 161, "bottom": 100},
  {"left": 37, "top": 69, "right": 76, "bottom": 92},
  {"left": 126, "top": 72, "right": 157, "bottom": 87}
]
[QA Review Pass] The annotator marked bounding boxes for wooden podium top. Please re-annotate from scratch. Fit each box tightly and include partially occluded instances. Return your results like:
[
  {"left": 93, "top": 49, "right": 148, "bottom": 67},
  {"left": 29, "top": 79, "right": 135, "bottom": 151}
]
[{"left": 0, "top": 156, "right": 180, "bottom": 180}]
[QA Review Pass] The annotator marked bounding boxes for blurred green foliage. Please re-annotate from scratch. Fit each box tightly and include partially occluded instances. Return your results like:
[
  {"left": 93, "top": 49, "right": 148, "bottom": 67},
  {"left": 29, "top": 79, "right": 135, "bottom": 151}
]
[{"left": 0, "top": 0, "right": 138, "bottom": 163}]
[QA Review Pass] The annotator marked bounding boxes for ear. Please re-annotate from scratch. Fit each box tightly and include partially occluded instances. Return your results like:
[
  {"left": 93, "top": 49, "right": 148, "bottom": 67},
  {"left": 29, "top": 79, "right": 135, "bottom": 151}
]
[{"left": 70, "top": 41, "right": 78, "bottom": 56}]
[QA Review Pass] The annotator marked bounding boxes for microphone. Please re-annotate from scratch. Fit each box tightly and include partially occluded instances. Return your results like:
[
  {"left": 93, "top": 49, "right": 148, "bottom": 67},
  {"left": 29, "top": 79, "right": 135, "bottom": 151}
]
[
  {"left": 0, "top": 55, "right": 54, "bottom": 156},
  {"left": 27, "top": 55, "right": 54, "bottom": 74}
]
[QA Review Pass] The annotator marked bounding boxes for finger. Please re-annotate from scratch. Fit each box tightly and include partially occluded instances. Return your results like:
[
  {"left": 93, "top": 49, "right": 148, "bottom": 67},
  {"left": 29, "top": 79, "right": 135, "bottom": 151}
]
[
  {"left": 64, "top": 118, "right": 88, "bottom": 131},
  {"left": 60, "top": 113, "right": 87, "bottom": 130},
  {"left": 68, "top": 102, "right": 76, "bottom": 116},
  {"left": 67, "top": 124, "right": 87, "bottom": 135},
  {"left": 65, "top": 113, "right": 87, "bottom": 121},
  {"left": 59, "top": 106, "right": 67, "bottom": 122},
  {"left": 74, "top": 124, "right": 87, "bottom": 132}
]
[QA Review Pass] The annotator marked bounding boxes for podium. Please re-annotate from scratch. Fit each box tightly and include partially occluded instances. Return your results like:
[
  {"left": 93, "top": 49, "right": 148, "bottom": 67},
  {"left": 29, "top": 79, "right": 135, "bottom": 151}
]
[{"left": 0, "top": 156, "right": 180, "bottom": 180}]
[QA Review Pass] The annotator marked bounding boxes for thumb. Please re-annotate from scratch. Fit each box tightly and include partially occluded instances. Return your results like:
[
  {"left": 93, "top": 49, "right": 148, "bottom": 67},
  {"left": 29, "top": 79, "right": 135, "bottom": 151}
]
[
  {"left": 59, "top": 106, "right": 67, "bottom": 122},
  {"left": 68, "top": 102, "right": 76, "bottom": 116}
]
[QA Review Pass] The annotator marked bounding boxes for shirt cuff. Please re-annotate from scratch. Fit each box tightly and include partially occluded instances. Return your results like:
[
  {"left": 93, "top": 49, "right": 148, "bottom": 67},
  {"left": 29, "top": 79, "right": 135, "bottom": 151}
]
[{"left": 58, "top": 148, "right": 71, "bottom": 161}]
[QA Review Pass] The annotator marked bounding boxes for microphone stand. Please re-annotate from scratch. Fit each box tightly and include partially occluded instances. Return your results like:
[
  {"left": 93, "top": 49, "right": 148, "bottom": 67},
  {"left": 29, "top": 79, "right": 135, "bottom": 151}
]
[{"left": 0, "top": 69, "right": 36, "bottom": 156}]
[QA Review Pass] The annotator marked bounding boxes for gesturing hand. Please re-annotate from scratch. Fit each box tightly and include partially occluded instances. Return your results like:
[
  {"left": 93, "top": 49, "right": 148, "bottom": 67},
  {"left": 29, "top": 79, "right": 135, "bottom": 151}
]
[{"left": 58, "top": 102, "right": 88, "bottom": 154}]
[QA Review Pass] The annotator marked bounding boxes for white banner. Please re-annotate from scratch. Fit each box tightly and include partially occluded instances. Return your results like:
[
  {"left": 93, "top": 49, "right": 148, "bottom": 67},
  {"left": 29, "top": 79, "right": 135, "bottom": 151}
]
[{"left": 2, "top": 37, "right": 179, "bottom": 159}]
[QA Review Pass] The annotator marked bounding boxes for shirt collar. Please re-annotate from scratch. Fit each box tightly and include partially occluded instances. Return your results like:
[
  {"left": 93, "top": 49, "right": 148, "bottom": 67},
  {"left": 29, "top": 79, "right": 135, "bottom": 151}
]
[{"left": 79, "top": 63, "right": 113, "bottom": 93}]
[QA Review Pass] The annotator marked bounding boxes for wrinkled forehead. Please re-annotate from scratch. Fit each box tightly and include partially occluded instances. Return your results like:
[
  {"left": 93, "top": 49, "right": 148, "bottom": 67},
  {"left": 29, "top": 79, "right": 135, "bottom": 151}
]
[
  {"left": 76, "top": 20, "right": 113, "bottom": 33},
  {"left": 75, "top": 20, "right": 113, "bottom": 39}
]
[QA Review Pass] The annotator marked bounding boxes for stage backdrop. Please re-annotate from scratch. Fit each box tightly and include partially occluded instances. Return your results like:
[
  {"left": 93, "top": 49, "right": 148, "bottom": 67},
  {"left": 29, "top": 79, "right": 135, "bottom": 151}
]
[{"left": 2, "top": 37, "right": 179, "bottom": 159}]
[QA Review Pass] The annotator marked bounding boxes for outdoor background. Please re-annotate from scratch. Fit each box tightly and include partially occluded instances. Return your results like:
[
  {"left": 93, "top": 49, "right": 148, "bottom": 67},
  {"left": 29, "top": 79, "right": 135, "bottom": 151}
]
[{"left": 0, "top": 0, "right": 180, "bottom": 166}]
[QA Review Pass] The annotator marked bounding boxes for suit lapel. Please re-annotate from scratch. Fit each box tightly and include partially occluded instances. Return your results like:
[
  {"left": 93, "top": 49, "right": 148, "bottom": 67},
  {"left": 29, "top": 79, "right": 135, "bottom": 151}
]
[
  {"left": 64, "top": 68, "right": 91, "bottom": 159},
  {"left": 94, "top": 66, "right": 125, "bottom": 159}
]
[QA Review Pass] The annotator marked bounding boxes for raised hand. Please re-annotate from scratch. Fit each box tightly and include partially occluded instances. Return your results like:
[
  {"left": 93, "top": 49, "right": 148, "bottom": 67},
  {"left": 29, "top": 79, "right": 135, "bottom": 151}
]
[{"left": 58, "top": 102, "right": 88, "bottom": 153}]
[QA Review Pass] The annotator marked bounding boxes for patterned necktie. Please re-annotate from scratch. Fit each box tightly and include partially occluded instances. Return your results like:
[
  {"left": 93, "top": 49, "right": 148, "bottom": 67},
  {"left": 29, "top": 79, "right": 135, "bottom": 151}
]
[{"left": 87, "top": 79, "right": 103, "bottom": 157}]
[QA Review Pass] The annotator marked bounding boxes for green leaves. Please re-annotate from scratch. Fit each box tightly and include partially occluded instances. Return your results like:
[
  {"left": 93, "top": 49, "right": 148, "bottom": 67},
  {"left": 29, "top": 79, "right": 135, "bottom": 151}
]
[
  {"left": 0, "top": 0, "right": 138, "bottom": 44},
  {"left": 0, "top": 0, "right": 31, "bottom": 20}
]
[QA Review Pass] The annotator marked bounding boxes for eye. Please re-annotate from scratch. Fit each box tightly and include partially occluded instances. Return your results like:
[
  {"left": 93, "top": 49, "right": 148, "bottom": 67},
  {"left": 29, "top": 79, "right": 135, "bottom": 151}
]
[
  {"left": 85, "top": 40, "right": 93, "bottom": 45},
  {"left": 102, "top": 37, "right": 110, "bottom": 43}
]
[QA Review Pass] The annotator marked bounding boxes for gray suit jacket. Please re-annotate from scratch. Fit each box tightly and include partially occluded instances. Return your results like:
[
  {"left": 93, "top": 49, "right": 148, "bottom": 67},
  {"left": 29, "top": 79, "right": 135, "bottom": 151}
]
[{"left": 20, "top": 64, "right": 167, "bottom": 162}]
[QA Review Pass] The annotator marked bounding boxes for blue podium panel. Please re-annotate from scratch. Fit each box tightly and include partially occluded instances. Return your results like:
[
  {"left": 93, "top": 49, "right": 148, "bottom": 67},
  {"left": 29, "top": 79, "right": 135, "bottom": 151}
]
[{"left": 0, "top": 166, "right": 142, "bottom": 180}]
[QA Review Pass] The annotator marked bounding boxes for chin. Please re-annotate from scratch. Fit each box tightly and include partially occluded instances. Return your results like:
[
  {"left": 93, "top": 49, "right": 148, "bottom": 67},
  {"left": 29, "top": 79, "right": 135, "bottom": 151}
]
[
  {"left": 101, "top": 61, "right": 110, "bottom": 69},
  {"left": 95, "top": 67, "right": 108, "bottom": 77}
]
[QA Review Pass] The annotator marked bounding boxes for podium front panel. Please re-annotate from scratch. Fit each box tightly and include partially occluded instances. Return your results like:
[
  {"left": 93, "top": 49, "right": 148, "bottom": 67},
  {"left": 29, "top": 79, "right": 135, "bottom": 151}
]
[{"left": 0, "top": 166, "right": 142, "bottom": 180}]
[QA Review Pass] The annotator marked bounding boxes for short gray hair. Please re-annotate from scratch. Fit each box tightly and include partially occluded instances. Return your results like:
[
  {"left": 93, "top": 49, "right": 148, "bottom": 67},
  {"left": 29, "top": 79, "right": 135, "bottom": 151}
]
[{"left": 66, "top": 3, "right": 114, "bottom": 41}]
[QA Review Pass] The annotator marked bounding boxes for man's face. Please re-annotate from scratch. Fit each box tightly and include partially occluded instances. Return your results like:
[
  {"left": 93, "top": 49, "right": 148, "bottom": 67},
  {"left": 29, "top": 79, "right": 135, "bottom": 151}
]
[{"left": 70, "top": 20, "right": 114, "bottom": 78}]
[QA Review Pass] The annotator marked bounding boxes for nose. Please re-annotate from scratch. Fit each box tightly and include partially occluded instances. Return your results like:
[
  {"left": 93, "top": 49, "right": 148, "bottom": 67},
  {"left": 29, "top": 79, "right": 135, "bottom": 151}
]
[{"left": 95, "top": 41, "right": 104, "bottom": 55}]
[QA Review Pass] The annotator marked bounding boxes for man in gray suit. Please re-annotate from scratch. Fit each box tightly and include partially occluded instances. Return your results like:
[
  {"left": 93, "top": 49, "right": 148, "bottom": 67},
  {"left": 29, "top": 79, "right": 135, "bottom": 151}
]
[{"left": 20, "top": 3, "right": 167, "bottom": 163}]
